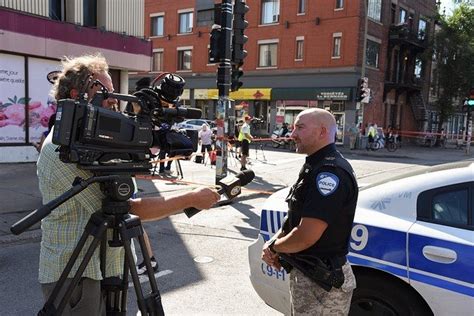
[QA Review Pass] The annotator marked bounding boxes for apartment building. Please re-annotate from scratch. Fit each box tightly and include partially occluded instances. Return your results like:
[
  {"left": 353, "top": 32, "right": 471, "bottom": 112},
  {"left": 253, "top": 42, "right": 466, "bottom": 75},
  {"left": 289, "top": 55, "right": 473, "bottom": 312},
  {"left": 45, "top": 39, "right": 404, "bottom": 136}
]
[
  {"left": 0, "top": 0, "right": 152, "bottom": 162},
  {"left": 135, "top": 0, "right": 438, "bottom": 145}
]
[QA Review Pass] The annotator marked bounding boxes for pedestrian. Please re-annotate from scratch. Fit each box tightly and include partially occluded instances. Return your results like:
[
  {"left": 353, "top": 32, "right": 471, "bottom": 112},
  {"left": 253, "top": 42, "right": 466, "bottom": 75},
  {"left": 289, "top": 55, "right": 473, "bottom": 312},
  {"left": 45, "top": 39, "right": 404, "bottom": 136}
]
[
  {"left": 366, "top": 123, "right": 376, "bottom": 150},
  {"left": 198, "top": 123, "right": 213, "bottom": 163},
  {"left": 440, "top": 128, "right": 447, "bottom": 148},
  {"left": 238, "top": 115, "right": 254, "bottom": 170},
  {"left": 37, "top": 53, "right": 220, "bottom": 314},
  {"left": 261, "top": 108, "right": 358, "bottom": 315},
  {"left": 348, "top": 123, "right": 359, "bottom": 150},
  {"left": 32, "top": 114, "right": 56, "bottom": 153}
]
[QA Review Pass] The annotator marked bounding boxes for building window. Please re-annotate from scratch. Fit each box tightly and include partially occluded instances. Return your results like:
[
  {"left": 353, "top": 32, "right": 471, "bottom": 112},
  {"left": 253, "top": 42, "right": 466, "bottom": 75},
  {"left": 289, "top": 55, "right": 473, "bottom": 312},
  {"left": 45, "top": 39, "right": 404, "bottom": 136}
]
[
  {"left": 151, "top": 15, "right": 164, "bottom": 37},
  {"left": 296, "top": 38, "right": 304, "bottom": 60},
  {"left": 332, "top": 34, "right": 342, "bottom": 58},
  {"left": 368, "top": 0, "right": 382, "bottom": 22},
  {"left": 179, "top": 11, "right": 193, "bottom": 34},
  {"left": 261, "top": 0, "right": 280, "bottom": 24},
  {"left": 418, "top": 19, "right": 427, "bottom": 40},
  {"left": 259, "top": 42, "right": 278, "bottom": 67},
  {"left": 415, "top": 57, "right": 423, "bottom": 78},
  {"left": 178, "top": 50, "right": 192, "bottom": 71},
  {"left": 335, "top": 0, "right": 344, "bottom": 10},
  {"left": 83, "top": 0, "right": 97, "bottom": 27},
  {"left": 298, "top": 0, "right": 306, "bottom": 14},
  {"left": 152, "top": 51, "right": 163, "bottom": 72},
  {"left": 399, "top": 8, "right": 407, "bottom": 24},
  {"left": 366, "top": 40, "right": 380, "bottom": 68},
  {"left": 197, "top": 9, "right": 214, "bottom": 27}
]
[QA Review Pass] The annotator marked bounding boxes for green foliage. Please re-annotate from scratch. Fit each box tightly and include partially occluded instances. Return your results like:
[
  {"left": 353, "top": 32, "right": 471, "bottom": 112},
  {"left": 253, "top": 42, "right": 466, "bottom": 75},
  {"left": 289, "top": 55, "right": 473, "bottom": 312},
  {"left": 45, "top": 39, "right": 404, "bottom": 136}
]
[{"left": 432, "top": 4, "right": 474, "bottom": 124}]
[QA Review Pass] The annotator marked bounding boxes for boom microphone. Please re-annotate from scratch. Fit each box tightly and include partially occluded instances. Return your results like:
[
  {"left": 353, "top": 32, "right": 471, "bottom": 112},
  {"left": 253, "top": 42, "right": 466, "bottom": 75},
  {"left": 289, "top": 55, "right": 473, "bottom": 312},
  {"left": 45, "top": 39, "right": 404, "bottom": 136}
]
[
  {"left": 184, "top": 170, "right": 255, "bottom": 218},
  {"left": 158, "top": 107, "right": 202, "bottom": 119}
]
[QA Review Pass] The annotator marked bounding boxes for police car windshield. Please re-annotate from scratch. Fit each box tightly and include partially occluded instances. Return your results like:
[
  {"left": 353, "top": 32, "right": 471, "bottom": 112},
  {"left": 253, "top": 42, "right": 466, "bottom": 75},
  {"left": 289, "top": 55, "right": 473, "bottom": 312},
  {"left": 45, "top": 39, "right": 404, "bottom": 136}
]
[{"left": 360, "top": 161, "right": 473, "bottom": 191}]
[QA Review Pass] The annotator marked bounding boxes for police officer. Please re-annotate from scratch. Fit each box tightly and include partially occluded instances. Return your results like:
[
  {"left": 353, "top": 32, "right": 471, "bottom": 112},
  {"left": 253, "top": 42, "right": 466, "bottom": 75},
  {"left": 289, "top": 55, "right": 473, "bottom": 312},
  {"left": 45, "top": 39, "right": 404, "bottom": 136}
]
[{"left": 261, "top": 108, "right": 358, "bottom": 315}]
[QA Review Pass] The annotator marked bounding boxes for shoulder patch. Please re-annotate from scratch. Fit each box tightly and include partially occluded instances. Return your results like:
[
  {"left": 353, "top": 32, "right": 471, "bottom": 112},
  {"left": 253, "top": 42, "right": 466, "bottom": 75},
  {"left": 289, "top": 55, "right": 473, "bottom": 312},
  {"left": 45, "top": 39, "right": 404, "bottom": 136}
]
[{"left": 316, "top": 172, "right": 339, "bottom": 196}]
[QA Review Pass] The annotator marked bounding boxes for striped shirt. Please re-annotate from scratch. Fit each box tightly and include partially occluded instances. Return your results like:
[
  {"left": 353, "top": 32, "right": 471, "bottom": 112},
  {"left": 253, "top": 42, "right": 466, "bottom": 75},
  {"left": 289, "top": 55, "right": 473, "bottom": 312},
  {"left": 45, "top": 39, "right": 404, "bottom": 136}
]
[{"left": 37, "top": 133, "right": 125, "bottom": 283}]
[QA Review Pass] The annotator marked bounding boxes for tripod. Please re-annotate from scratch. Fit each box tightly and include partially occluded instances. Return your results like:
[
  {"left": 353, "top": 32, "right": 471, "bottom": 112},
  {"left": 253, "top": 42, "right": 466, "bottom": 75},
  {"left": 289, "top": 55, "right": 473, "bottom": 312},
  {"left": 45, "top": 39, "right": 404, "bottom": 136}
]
[
  {"left": 13, "top": 175, "right": 164, "bottom": 315},
  {"left": 253, "top": 142, "right": 266, "bottom": 161}
]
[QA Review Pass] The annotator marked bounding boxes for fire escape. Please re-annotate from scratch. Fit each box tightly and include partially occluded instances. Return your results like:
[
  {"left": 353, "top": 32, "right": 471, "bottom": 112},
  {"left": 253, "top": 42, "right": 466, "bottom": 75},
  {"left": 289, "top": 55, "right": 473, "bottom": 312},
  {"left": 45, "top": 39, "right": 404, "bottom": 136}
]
[{"left": 385, "top": 23, "right": 430, "bottom": 129}]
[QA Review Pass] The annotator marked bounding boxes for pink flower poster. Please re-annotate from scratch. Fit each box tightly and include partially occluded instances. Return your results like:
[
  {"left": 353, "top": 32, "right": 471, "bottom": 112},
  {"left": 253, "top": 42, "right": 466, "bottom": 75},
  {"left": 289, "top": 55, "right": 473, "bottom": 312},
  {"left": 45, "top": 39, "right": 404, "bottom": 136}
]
[
  {"left": 28, "top": 57, "right": 60, "bottom": 142},
  {"left": 0, "top": 53, "right": 26, "bottom": 143}
]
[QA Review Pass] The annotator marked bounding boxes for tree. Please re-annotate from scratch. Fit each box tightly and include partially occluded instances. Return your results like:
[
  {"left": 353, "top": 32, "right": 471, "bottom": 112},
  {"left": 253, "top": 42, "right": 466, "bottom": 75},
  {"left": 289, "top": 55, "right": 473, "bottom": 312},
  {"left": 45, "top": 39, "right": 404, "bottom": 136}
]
[{"left": 431, "top": 4, "right": 474, "bottom": 143}]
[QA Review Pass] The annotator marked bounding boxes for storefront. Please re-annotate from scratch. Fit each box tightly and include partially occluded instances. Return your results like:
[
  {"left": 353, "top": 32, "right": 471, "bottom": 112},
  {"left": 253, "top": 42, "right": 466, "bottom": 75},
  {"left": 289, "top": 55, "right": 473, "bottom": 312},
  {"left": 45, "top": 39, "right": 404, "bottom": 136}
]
[
  {"left": 271, "top": 87, "right": 354, "bottom": 145},
  {"left": 181, "top": 88, "right": 272, "bottom": 136}
]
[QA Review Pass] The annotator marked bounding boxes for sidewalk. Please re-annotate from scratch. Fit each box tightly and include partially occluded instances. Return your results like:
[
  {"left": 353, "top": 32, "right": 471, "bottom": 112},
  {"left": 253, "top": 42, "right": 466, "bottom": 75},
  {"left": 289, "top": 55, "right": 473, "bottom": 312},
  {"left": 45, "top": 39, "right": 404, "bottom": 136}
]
[{"left": 1, "top": 144, "right": 472, "bottom": 243}]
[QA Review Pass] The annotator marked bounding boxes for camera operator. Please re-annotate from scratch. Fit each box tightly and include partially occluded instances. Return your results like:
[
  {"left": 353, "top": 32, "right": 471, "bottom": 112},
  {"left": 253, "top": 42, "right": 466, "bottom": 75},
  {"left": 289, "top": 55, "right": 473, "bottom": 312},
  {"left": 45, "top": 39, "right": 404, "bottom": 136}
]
[{"left": 38, "top": 53, "right": 219, "bottom": 314}]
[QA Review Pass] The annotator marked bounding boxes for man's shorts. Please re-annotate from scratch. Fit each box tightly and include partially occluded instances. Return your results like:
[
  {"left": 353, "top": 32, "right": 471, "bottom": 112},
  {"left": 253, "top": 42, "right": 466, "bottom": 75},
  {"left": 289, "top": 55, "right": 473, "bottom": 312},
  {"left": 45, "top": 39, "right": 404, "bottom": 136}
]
[
  {"left": 201, "top": 144, "right": 212, "bottom": 153},
  {"left": 241, "top": 140, "right": 250, "bottom": 156}
]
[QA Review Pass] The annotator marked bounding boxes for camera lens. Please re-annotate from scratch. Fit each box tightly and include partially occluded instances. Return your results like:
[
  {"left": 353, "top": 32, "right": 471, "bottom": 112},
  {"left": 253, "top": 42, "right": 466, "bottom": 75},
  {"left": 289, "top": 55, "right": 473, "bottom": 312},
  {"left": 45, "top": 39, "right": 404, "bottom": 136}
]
[{"left": 159, "top": 74, "right": 185, "bottom": 103}]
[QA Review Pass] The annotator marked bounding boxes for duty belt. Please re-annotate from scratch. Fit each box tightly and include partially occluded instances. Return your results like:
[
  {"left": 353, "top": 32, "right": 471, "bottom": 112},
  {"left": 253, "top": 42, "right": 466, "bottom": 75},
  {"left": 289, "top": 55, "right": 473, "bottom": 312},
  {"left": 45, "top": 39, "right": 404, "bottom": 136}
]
[{"left": 279, "top": 254, "right": 346, "bottom": 292}]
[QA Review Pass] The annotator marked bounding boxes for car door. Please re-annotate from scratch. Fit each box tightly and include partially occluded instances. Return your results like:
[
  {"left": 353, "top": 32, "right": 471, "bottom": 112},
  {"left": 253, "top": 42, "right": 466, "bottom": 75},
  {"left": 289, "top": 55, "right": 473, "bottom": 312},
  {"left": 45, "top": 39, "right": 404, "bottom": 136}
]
[{"left": 408, "top": 182, "right": 474, "bottom": 315}]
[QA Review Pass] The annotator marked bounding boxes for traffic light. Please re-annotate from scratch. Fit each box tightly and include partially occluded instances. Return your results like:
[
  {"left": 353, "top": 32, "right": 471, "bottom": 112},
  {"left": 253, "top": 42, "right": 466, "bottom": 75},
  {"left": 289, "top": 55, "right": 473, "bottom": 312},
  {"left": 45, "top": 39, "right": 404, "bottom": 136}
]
[
  {"left": 231, "top": 64, "right": 243, "bottom": 91},
  {"left": 232, "top": 0, "right": 249, "bottom": 65},
  {"left": 209, "top": 26, "right": 223, "bottom": 64},
  {"left": 356, "top": 77, "right": 370, "bottom": 103},
  {"left": 468, "top": 88, "right": 474, "bottom": 107},
  {"left": 230, "top": 0, "right": 248, "bottom": 92}
]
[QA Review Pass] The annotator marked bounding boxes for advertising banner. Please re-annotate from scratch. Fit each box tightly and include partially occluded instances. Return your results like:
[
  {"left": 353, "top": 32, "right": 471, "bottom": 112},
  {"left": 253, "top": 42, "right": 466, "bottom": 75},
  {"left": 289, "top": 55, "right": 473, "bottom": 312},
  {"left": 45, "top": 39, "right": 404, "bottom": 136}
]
[
  {"left": 28, "top": 58, "right": 60, "bottom": 143},
  {"left": 0, "top": 53, "right": 26, "bottom": 143}
]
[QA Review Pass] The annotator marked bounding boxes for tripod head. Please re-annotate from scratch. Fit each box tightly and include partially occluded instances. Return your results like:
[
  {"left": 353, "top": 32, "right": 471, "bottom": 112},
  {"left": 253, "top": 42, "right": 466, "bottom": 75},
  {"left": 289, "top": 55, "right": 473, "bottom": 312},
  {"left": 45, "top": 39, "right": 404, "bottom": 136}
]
[{"left": 10, "top": 174, "right": 135, "bottom": 235}]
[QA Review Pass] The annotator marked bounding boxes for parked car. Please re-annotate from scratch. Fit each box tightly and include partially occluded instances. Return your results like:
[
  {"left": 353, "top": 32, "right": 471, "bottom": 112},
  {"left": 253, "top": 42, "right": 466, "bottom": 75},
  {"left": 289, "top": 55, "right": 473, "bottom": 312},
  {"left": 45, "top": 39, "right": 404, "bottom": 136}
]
[
  {"left": 176, "top": 119, "right": 216, "bottom": 131},
  {"left": 248, "top": 161, "right": 473, "bottom": 315}
]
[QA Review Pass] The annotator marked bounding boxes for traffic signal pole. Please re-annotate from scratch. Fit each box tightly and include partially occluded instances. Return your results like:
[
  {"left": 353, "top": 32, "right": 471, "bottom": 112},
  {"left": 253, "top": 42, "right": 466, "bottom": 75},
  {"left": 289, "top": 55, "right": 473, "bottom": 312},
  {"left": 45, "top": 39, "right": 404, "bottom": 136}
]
[{"left": 215, "top": 0, "right": 233, "bottom": 184}]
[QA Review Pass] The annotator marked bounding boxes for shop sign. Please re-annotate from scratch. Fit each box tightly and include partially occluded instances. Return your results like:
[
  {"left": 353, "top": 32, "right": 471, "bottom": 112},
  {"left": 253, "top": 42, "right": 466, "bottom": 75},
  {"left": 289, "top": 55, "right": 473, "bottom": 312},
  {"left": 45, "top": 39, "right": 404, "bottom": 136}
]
[
  {"left": 194, "top": 89, "right": 208, "bottom": 100},
  {"left": 315, "top": 91, "right": 349, "bottom": 100},
  {"left": 208, "top": 88, "right": 271, "bottom": 100},
  {"left": 180, "top": 89, "right": 190, "bottom": 100}
]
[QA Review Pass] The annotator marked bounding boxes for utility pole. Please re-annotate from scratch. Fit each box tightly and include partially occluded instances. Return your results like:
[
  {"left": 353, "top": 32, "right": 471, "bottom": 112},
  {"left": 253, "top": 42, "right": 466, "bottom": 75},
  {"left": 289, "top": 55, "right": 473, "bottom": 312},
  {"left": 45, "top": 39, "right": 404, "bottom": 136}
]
[
  {"left": 209, "top": 0, "right": 248, "bottom": 183},
  {"left": 214, "top": 0, "right": 233, "bottom": 184},
  {"left": 357, "top": 0, "right": 369, "bottom": 127}
]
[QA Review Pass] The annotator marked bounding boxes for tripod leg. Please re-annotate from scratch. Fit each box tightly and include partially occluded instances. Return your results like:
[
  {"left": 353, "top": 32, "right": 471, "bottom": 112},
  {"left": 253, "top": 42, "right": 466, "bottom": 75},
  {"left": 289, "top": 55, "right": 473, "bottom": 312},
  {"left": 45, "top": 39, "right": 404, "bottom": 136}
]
[
  {"left": 119, "top": 215, "right": 164, "bottom": 315},
  {"left": 40, "top": 212, "right": 109, "bottom": 315}
]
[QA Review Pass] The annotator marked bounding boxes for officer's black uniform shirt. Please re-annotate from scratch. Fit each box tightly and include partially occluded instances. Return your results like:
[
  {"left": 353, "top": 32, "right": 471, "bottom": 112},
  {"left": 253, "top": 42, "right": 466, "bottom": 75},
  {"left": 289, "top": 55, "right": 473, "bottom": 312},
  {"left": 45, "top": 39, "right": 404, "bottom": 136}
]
[{"left": 284, "top": 143, "right": 358, "bottom": 258}]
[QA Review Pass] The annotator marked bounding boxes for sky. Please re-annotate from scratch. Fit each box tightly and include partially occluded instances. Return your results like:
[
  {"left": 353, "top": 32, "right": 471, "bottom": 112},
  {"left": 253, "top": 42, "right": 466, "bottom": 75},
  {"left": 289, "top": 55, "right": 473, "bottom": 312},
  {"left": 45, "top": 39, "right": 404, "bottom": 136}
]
[{"left": 439, "top": 0, "right": 455, "bottom": 16}]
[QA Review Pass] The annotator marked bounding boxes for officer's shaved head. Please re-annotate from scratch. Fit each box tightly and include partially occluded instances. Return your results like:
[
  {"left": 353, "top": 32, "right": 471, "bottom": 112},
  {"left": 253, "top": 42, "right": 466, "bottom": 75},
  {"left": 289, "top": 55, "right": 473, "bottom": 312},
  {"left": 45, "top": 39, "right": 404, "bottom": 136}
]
[{"left": 291, "top": 109, "right": 337, "bottom": 155}]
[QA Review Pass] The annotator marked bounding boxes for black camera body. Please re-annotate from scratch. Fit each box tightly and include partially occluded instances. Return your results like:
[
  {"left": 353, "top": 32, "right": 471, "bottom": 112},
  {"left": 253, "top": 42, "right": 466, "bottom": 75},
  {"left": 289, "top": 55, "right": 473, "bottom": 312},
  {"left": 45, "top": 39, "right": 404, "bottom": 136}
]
[
  {"left": 53, "top": 98, "right": 155, "bottom": 174},
  {"left": 52, "top": 73, "right": 200, "bottom": 175}
]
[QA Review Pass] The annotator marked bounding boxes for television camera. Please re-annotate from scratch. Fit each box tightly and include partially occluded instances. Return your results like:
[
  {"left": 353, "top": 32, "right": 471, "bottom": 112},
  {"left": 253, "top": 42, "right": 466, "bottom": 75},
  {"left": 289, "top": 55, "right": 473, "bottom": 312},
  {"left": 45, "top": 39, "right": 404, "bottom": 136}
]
[{"left": 52, "top": 73, "right": 200, "bottom": 175}]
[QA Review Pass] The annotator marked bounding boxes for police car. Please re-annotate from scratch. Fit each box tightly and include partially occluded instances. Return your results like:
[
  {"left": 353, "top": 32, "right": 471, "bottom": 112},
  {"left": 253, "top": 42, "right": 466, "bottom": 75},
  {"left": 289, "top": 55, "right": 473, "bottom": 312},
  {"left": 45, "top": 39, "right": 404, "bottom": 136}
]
[{"left": 248, "top": 161, "right": 473, "bottom": 315}]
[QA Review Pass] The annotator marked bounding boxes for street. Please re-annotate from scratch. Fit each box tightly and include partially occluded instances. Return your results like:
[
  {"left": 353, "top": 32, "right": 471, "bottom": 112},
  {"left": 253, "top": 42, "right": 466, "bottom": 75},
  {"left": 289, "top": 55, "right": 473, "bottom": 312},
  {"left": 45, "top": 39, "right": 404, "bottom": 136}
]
[{"left": 0, "top": 146, "right": 471, "bottom": 315}]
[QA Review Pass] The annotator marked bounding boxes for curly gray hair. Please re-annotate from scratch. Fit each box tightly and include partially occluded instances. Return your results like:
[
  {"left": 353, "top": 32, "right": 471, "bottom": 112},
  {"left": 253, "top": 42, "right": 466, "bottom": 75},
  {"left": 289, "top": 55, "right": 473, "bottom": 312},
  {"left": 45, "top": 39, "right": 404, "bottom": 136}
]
[{"left": 50, "top": 53, "right": 109, "bottom": 100}]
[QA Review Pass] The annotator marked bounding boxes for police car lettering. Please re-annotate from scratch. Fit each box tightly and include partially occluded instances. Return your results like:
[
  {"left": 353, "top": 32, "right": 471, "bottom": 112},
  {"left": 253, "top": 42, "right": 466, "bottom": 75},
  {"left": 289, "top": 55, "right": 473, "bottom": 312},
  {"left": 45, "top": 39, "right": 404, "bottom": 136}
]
[{"left": 316, "top": 172, "right": 339, "bottom": 196}]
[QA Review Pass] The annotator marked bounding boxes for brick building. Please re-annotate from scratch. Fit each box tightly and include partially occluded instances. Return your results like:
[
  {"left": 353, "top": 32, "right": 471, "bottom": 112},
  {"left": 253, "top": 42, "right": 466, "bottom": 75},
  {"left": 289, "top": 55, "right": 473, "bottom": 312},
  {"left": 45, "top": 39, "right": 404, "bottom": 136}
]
[{"left": 136, "top": 0, "right": 438, "bottom": 145}]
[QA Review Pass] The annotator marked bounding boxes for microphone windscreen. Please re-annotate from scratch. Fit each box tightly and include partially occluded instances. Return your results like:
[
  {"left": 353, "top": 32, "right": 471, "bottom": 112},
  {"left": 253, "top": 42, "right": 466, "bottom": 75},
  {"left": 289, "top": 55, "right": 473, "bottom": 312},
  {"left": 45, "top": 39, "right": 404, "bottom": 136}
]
[{"left": 236, "top": 170, "right": 255, "bottom": 186}]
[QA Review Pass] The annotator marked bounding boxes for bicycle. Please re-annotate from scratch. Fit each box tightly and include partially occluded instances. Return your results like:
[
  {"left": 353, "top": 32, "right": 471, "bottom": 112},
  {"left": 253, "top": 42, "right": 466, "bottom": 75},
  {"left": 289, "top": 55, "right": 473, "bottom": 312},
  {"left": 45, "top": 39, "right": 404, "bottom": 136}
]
[{"left": 367, "top": 135, "right": 398, "bottom": 152}]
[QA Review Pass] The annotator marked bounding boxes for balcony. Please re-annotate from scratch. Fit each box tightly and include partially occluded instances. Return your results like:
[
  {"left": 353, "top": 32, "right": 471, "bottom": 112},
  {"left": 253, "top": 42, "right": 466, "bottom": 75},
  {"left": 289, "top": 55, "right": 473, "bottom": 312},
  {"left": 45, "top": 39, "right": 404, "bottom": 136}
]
[
  {"left": 389, "top": 24, "right": 428, "bottom": 51},
  {"left": 385, "top": 76, "right": 424, "bottom": 92}
]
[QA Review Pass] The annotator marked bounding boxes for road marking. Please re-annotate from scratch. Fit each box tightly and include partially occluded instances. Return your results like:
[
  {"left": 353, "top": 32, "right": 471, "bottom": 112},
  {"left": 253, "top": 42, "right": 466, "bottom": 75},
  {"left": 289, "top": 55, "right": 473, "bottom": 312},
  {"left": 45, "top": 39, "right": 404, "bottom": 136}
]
[{"left": 128, "top": 269, "right": 173, "bottom": 287}]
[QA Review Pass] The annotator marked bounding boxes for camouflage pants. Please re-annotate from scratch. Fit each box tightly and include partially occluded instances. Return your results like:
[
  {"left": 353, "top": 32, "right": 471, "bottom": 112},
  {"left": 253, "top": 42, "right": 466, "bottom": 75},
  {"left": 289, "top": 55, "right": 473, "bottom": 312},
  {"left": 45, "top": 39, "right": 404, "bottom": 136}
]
[{"left": 289, "top": 262, "right": 356, "bottom": 315}]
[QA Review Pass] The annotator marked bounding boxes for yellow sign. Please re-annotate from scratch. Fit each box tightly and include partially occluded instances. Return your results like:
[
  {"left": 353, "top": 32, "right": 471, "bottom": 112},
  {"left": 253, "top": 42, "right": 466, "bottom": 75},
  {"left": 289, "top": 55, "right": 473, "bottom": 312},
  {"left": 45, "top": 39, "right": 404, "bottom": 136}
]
[{"left": 207, "top": 88, "right": 271, "bottom": 100}]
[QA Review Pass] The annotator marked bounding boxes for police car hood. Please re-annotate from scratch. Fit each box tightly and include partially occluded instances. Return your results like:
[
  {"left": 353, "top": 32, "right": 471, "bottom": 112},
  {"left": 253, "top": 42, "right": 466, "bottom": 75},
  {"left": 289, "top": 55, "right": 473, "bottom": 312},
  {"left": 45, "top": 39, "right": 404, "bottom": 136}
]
[{"left": 356, "top": 161, "right": 474, "bottom": 222}]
